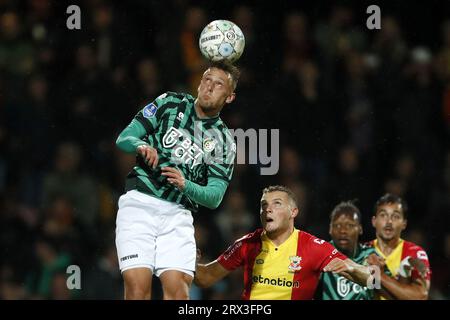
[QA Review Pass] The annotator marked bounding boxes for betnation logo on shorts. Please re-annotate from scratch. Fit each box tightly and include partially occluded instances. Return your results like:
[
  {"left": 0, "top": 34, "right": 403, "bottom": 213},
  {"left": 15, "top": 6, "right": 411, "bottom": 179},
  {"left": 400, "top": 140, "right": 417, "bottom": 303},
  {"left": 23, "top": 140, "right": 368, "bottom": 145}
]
[{"left": 252, "top": 274, "right": 300, "bottom": 288}]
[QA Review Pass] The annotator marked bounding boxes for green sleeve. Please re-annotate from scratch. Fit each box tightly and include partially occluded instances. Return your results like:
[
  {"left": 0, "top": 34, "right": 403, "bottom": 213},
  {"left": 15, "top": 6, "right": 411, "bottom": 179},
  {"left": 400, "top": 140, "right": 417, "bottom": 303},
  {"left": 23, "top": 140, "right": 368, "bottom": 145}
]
[
  {"left": 116, "top": 119, "right": 149, "bottom": 153},
  {"left": 183, "top": 177, "right": 228, "bottom": 210},
  {"left": 116, "top": 92, "right": 183, "bottom": 153}
]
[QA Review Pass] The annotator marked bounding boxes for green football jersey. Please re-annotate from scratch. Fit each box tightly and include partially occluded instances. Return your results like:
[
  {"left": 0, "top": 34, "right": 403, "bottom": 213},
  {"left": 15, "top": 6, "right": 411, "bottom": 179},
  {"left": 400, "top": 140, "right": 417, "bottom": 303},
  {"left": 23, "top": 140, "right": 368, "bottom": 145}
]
[
  {"left": 319, "top": 242, "right": 376, "bottom": 300},
  {"left": 125, "top": 91, "right": 235, "bottom": 211}
]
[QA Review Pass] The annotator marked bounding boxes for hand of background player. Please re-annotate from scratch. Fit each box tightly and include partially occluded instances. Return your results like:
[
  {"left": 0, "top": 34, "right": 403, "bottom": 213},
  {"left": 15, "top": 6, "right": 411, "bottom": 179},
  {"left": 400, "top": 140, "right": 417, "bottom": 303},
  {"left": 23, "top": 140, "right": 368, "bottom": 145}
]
[
  {"left": 409, "top": 257, "right": 428, "bottom": 279},
  {"left": 397, "top": 257, "right": 428, "bottom": 285},
  {"left": 367, "top": 253, "right": 386, "bottom": 268},
  {"left": 136, "top": 144, "right": 159, "bottom": 169},
  {"left": 398, "top": 256, "right": 428, "bottom": 279},
  {"left": 161, "top": 167, "right": 186, "bottom": 190}
]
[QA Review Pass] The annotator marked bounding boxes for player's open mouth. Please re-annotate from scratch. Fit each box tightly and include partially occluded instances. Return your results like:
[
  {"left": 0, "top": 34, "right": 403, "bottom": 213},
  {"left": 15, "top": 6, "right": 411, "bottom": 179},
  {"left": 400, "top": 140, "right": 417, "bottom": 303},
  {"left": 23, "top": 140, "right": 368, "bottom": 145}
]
[
  {"left": 383, "top": 227, "right": 393, "bottom": 234},
  {"left": 337, "top": 239, "right": 349, "bottom": 244},
  {"left": 266, "top": 218, "right": 274, "bottom": 223}
]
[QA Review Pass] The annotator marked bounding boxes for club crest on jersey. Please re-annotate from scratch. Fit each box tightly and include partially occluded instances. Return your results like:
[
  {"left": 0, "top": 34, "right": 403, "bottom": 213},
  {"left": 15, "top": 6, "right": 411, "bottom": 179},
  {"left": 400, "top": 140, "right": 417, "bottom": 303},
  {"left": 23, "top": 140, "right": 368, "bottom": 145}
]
[
  {"left": 143, "top": 103, "right": 158, "bottom": 118},
  {"left": 203, "top": 138, "right": 216, "bottom": 153},
  {"left": 288, "top": 256, "right": 302, "bottom": 272}
]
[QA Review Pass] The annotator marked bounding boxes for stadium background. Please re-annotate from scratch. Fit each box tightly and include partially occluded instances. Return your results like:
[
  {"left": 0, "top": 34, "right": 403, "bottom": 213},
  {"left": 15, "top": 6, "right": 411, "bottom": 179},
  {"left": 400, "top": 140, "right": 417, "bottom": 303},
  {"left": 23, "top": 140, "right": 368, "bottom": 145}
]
[{"left": 0, "top": 0, "right": 449, "bottom": 299}]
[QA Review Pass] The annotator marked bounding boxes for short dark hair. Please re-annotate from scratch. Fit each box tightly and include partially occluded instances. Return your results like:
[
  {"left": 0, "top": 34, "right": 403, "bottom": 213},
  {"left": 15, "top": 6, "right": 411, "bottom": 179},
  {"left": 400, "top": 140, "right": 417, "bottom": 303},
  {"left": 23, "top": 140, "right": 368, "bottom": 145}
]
[
  {"left": 374, "top": 193, "right": 408, "bottom": 219},
  {"left": 330, "top": 201, "right": 361, "bottom": 223},
  {"left": 262, "top": 185, "right": 298, "bottom": 207},
  {"left": 209, "top": 60, "right": 240, "bottom": 90}
]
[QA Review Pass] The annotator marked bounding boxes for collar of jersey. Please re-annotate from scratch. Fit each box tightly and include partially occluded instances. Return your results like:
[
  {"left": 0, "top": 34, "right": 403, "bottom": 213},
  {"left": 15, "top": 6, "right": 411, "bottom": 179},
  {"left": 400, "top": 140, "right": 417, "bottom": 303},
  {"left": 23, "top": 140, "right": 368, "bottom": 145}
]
[
  {"left": 192, "top": 101, "right": 221, "bottom": 123},
  {"left": 373, "top": 238, "right": 404, "bottom": 259},
  {"left": 261, "top": 228, "right": 298, "bottom": 249}
]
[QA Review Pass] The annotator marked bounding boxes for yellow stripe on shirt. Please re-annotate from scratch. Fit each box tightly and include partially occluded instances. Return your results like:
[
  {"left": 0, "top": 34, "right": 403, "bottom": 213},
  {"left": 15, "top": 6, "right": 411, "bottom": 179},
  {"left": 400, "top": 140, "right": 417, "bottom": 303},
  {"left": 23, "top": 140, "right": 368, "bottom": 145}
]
[
  {"left": 374, "top": 239, "right": 404, "bottom": 300},
  {"left": 249, "top": 229, "right": 299, "bottom": 300}
]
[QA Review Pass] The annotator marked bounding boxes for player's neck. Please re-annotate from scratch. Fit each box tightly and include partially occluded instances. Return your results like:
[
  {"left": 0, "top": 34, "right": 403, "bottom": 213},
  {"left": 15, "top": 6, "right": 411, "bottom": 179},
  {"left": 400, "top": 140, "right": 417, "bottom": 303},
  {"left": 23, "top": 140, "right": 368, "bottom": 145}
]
[
  {"left": 194, "top": 100, "right": 220, "bottom": 118},
  {"left": 376, "top": 236, "right": 401, "bottom": 256},
  {"left": 266, "top": 227, "right": 295, "bottom": 247},
  {"left": 340, "top": 245, "right": 358, "bottom": 258}
]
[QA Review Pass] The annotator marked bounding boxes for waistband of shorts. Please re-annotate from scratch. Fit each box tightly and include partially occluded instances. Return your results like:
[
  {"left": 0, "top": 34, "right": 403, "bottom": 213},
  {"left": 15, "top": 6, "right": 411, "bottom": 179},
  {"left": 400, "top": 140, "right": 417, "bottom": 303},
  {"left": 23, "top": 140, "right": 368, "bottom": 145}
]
[
  {"left": 124, "top": 190, "right": 189, "bottom": 211},
  {"left": 125, "top": 176, "right": 198, "bottom": 212}
]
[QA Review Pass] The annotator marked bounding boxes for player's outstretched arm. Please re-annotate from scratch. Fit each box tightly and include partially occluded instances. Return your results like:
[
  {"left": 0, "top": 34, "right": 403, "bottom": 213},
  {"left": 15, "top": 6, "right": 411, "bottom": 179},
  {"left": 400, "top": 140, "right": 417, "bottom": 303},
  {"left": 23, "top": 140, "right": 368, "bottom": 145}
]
[
  {"left": 324, "top": 258, "right": 371, "bottom": 287},
  {"left": 194, "top": 260, "right": 231, "bottom": 288},
  {"left": 377, "top": 270, "right": 429, "bottom": 300}
]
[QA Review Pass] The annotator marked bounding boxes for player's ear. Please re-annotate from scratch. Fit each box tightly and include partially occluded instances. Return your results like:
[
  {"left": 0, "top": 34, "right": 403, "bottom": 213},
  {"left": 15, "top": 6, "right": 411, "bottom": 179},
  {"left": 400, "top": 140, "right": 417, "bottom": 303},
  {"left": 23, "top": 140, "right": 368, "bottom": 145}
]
[
  {"left": 371, "top": 216, "right": 376, "bottom": 228},
  {"left": 291, "top": 207, "right": 299, "bottom": 219},
  {"left": 359, "top": 225, "right": 363, "bottom": 235},
  {"left": 401, "top": 219, "right": 407, "bottom": 231},
  {"left": 225, "top": 92, "right": 235, "bottom": 104}
]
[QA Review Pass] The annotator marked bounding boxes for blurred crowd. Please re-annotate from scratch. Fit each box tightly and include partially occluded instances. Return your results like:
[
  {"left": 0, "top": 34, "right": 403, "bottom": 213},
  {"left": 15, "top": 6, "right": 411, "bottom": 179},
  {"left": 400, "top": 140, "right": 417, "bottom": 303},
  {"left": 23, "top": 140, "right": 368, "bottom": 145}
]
[{"left": 0, "top": 0, "right": 449, "bottom": 299}]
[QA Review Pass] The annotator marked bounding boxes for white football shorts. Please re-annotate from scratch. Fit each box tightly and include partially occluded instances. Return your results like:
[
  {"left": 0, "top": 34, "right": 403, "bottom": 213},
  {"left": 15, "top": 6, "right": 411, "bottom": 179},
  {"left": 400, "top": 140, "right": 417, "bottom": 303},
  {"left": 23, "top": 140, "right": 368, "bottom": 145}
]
[{"left": 115, "top": 190, "right": 196, "bottom": 277}]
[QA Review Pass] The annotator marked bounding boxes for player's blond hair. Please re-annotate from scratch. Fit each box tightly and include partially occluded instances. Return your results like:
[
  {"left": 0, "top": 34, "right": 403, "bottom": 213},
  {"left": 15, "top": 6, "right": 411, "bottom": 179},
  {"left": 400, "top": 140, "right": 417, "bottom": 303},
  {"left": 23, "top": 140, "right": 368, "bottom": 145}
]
[
  {"left": 209, "top": 60, "right": 240, "bottom": 91},
  {"left": 262, "top": 185, "right": 298, "bottom": 209}
]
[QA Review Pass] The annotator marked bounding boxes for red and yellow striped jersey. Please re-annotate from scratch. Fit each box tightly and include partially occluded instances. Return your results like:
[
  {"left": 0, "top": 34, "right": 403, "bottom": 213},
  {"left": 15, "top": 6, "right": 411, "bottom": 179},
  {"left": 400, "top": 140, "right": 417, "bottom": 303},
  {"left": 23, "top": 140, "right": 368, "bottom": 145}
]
[
  {"left": 369, "top": 239, "right": 431, "bottom": 300},
  {"left": 371, "top": 239, "right": 431, "bottom": 281},
  {"left": 217, "top": 228, "right": 347, "bottom": 300}
]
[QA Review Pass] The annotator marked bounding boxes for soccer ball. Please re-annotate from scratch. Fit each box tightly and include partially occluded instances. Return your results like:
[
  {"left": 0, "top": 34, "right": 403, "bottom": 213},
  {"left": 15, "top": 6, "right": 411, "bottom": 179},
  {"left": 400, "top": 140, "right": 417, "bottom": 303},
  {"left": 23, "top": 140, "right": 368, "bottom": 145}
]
[{"left": 199, "top": 20, "right": 245, "bottom": 63}]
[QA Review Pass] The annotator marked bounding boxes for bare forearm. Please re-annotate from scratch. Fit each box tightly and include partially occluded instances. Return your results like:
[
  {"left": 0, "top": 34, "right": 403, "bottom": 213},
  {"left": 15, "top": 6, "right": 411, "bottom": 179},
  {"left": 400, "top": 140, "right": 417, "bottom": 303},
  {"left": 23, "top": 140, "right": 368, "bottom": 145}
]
[
  {"left": 195, "top": 264, "right": 216, "bottom": 288},
  {"left": 380, "top": 274, "right": 428, "bottom": 300},
  {"left": 194, "top": 261, "right": 229, "bottom": 288},
  {"left": 339, "top": 260, "right": 371, "bottom": 287},
  {"left": 344, "top": 266, "right": 371, "bottom": 287}
]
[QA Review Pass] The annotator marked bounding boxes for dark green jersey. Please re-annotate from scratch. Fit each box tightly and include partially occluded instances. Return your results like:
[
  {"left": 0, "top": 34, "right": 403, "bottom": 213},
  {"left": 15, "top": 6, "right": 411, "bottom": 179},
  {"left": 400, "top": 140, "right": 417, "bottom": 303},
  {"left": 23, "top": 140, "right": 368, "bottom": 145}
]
[
  {"left": 124, "top": 91, "right": 235, "bottom": 211},
  {"left": 319, "top": 242, "right": 376, "bottom": 300}
]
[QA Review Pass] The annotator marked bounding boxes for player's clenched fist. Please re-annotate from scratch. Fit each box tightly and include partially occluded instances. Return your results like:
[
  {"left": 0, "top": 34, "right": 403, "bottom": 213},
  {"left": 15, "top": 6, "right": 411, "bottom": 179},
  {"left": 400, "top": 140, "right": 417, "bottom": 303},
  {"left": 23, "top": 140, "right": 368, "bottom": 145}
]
[
  {"left": 324, "top": 258, "right": 353, "bottom": 273},
  {"left": 136, "top": 144, "right": 159, "bottom": 169},
  {"left": 409, "top": 257, "right": 428, "bottom": 279}
]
